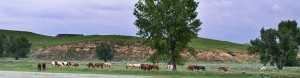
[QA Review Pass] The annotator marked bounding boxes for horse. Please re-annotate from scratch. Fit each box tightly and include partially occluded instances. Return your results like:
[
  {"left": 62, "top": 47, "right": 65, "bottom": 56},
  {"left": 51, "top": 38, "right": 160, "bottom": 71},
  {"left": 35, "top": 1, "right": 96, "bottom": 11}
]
[
  {"left": 66, "top": 62, "right": 72, "bottom": 67},
  {"left": 51, "top": 61, "right": 62, "bottom": 67},
  {"left": 56, "top": 61, "right": 64, "bottom": 67},
  {"left": 197, "top": 66, "right": 206, "bottom": 71},
  {"left": 37, "top": 63, "right": 46, "bottom": 71},
  {"left": 260, "top": 67, "right": 266, "bottom": 74},
  {"left": 152, "top": 64, "right": 159, "bottom": 71},
  {"left": 87, "top": 62, "right": 94, "bottom": 68},
  {"left": 73, "top": 63, "right": 79, "bottom": 67},
  {"left": 187, "top": 65, "right": 197, "bottom": 71},
  {"left": 94, "top": 62, "right": 105, "bottom": 69},
  {"left": 219, "top": 66, "right": 228, "bottom": 72},
  {"left": 166, "top": 65, "right": 173, "bottom": 70},
  {"left": 125, "top": 63, "right": 134, "bottom": 69},
  {"left": 187, "top": 65, "right": 205, "bottom": 71},
  {"left": 140, "top": 64, "right": 153, "bottom": 71},
  {"left": 132, "top": 64, "right": 141, "bottom": 69},
  {"left": 104, "top": 62, "right": 112, "bottom": 68}
]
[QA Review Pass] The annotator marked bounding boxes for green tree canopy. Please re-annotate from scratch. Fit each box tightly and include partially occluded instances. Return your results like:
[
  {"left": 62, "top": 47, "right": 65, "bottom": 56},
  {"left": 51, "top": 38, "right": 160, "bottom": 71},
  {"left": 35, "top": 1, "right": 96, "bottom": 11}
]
[
  {"left": 0, "top": 34, "right": 6, "bottom": 57},
  {"left": 96, "top": 43, "right": 116, "bottom": 62},
  {"left": 6, "top": 36, "right": 31, "bottom": 60},
  {"left": 248, "top": 20, "right": 300, "bottom": 70},
  {"left": 134, "top": 0, "right": 201, "bottom": 71}
]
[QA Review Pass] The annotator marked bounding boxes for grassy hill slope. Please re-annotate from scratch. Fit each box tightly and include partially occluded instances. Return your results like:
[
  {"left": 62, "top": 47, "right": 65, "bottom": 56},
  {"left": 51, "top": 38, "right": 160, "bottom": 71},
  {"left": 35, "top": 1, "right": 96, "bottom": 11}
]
[{"left": 0, "top": 29, "right": 248, "bottom": 52}]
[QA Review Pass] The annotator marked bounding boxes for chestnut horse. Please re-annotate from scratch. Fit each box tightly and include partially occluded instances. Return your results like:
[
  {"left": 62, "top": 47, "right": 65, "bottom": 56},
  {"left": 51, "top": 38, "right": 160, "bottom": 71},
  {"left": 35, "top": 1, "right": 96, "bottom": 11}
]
[
  {"left": 187, "top": 65, "right": 206, "bottom": 71},
  {"left": 94, "top": 62, "right": 105, "bottom": 69},
  {"left": 219, "top": 66, "right": 228, "bottom": 72}
]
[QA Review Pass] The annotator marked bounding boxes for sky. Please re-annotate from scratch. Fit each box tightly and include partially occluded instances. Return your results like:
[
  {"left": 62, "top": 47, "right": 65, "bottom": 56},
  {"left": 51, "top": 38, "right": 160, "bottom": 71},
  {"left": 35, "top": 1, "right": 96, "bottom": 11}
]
[{"left": 0, "top": 0, "right": 299, "bottom": 44}]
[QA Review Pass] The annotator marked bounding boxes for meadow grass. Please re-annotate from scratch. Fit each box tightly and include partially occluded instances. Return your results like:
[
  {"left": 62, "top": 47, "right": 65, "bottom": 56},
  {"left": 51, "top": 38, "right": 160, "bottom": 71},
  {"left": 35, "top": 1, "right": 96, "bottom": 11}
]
[{"left": 1, "top": 58, "right": 299, "bottom": 78}]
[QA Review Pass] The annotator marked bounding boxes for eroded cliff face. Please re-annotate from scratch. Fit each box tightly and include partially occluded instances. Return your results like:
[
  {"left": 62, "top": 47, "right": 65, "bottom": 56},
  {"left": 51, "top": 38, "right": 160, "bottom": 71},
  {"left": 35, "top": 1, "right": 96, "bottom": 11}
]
[{"left": 34, "top": 40, "right": 260, "bottom": 62}]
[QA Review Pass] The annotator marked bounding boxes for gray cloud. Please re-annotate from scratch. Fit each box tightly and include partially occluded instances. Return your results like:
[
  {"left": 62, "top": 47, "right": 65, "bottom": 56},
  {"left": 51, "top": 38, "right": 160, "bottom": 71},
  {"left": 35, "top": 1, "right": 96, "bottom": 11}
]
[{"left": 0, "top": 0, "right": 299, "bottom": 44}]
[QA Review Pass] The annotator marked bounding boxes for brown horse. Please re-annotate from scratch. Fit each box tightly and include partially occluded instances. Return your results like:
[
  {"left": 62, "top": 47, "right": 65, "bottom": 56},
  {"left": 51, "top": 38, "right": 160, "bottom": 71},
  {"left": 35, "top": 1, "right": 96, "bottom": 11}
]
[
  {"left": 37, "top": 63, "right": 46, "bottom": 71},
  {"left": 73, "top": 63, "right": 79, "bottom": 67},
  {"left": 140, "top": 64, "right": 153, "bottom": 71},
  {"left": 152, "top": 64, "right": 159, "bottom": 71},
  {"left": 187, "top": 65, "right": 205, "bottom": 71},
  {"left": 94, "top": 62, "right": 105, "bottom": 69},
  {"left": 87, "top": 62, "right": 94, "bottom": 68},
  {"left": 219, "top": 66, "right": 228, "bottom": 72}
]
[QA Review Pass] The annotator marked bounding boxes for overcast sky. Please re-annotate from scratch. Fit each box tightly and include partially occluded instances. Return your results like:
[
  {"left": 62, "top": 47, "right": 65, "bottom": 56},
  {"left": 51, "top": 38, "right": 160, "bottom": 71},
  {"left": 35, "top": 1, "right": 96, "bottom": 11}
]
[{"left": 0, "top": 0, "right": 299, "bottom": 44}]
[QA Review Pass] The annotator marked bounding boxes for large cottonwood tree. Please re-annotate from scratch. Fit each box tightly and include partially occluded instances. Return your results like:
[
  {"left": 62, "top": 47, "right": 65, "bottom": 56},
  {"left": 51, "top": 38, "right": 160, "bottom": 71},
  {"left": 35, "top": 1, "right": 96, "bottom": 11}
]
[
  {"left": 248, "top": 20, "right": 300, "bottom": 70},
  {"left": 134, "top": 0, "right": 201, "bottom": 71}
]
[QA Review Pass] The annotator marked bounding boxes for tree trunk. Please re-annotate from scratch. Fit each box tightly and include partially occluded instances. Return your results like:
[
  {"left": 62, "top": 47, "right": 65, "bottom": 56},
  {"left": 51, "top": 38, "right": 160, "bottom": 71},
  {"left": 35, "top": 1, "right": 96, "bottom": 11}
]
[
  {"left": 170, "top": 40, "right": 177, "bottom": 71},
  {"left": 15, "top": 57, "right": 19, "bottom": 60},
  {"left": 276, "top": 57, "right": 283, "bottom": 70}
]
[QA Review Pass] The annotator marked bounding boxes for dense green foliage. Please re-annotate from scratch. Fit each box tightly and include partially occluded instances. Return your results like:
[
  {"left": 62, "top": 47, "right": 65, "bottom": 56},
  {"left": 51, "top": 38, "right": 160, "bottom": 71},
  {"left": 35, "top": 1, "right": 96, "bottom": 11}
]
[
  {"left": 96, "top": 43, "right": 116, "bottom": 62},
  {"left": 5, "top": 36, "right": 32, "bottom": 60},
  {"left": 0, "top": 29, "right": 247, "bottom": 52},
  {"left": 248, "top": 20, "right": 300, "bottom": 69},
  {"left": 134, "top": 0, "right": 201, "bottom": 71},
  {"left": 0, "top": 35, "right": 6, "bottom": 57}
]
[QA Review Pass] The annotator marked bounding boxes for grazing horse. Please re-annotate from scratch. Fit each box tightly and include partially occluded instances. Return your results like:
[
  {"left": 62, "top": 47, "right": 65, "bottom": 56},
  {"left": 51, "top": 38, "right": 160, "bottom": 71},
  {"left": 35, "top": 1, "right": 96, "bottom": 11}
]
[
  {"left": 219, "top": 66, "right": 228, "bottom": 72},
  {"left": 66, "top": 62, "right": 72, "bottom": 67},
  {"left": 197, "top": 66, "right": 206, "bottom": 71},
  {"left": 73, "top": 63, "right": 79, "bottom": 67},
  {"left": 37, "top": 63, "right": 46, "bottom": 71},
  {"left": 166, "top": 65, "right": 173, "bottom": 70},
  {"left": 152, "top": 64, "right": 159, "bottom": 71},
  {"left": 133, "top": 64, "right": 141, "bottom": 69},
  {"left": 51, "top": 61, "right": 62, "bottom": 66},
  {"left": 94, "top": 62, "right": 105, "bottom": 69},
  {"left": 140, "top": 64, "right": 153, "bottom": 71},
  {"left": 187, "top": 65, "right": 196, "bottom": 71},
  {"left": 125, "top": 63, "right": 134, "bottom": 69},
  {"left": 57, "top": 61, "right": 64, "bottom": 66},
  {"left": 260, "top": 67, "right": 266, "bottom": 74},
  {"left": 187, "top": 65, "right": 205, "bottom": 71},
  {"left": 104, "top": 62, "right": 112, "bottom": 68},
  {"left": 87, "top": 62, "right": 94, "bottom": 68}
]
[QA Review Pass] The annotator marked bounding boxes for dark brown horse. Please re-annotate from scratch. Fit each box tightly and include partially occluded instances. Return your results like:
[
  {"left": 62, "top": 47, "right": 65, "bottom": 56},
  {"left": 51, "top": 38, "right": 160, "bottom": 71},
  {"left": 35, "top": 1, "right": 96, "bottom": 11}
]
[
  {"left": 87, "top": 62, "right": 94, "bottom": 68},
  {"left": 37, "top": 63, "right": 46, "bottom": 71},
  {"left": 219, "top": 66, "right": 228, "bottom": 72}
]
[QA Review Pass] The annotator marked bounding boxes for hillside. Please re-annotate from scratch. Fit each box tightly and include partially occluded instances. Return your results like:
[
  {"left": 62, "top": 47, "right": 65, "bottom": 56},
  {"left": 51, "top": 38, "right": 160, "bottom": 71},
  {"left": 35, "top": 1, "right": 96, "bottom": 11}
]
[{"left": 0, "top": 29, "right": 248, "bottom": 52}]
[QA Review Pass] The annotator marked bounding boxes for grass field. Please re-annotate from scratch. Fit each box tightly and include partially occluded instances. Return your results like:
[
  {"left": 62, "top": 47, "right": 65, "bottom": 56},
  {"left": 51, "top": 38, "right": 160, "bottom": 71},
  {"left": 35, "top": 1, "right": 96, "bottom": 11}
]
[
  {"left": 0, "top": 29, "right": 248, "bottom": 52},
  {"left": 1, "top": 58, "right": 299, "bottom": 78}
]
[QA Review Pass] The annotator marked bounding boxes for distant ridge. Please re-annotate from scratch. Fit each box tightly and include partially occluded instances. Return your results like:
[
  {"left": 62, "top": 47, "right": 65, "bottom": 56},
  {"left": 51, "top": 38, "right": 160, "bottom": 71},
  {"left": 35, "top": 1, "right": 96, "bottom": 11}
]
[{"left": 0, "top": 29, "right": 248, "bottom": 52}]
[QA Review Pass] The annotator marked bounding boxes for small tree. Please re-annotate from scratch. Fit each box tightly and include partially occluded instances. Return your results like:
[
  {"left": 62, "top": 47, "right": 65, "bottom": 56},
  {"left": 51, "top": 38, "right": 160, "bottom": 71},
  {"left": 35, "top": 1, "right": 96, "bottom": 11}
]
[
  {"left": 96, "top": 43, "right": 115, "bottom": 62},
  {"left": 248, "top": 20, "right": 300, "bottom": 70}
]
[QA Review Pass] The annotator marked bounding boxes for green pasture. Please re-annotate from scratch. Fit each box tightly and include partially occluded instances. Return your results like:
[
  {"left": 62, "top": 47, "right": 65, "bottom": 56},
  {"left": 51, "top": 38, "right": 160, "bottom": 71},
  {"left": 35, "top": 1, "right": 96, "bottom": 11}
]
[{"left": 0, "top": 58, "right": 299, "bottom": 78}]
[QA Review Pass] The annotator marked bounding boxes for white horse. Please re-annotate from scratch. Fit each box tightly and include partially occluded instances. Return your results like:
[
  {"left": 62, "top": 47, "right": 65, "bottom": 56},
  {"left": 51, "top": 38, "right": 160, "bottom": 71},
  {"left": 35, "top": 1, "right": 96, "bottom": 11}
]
[
  {"left": 104, "top": 62, "right": 112, "bottom": 68},
  {"left": 260, "top": 67, "right": 266, "bottom": 74},
  {"left": 166, "top": 65, "right": 173, "bottom": 70},
  {"left": 133, "top": 64, "right": 141, "bottom": 68}
]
